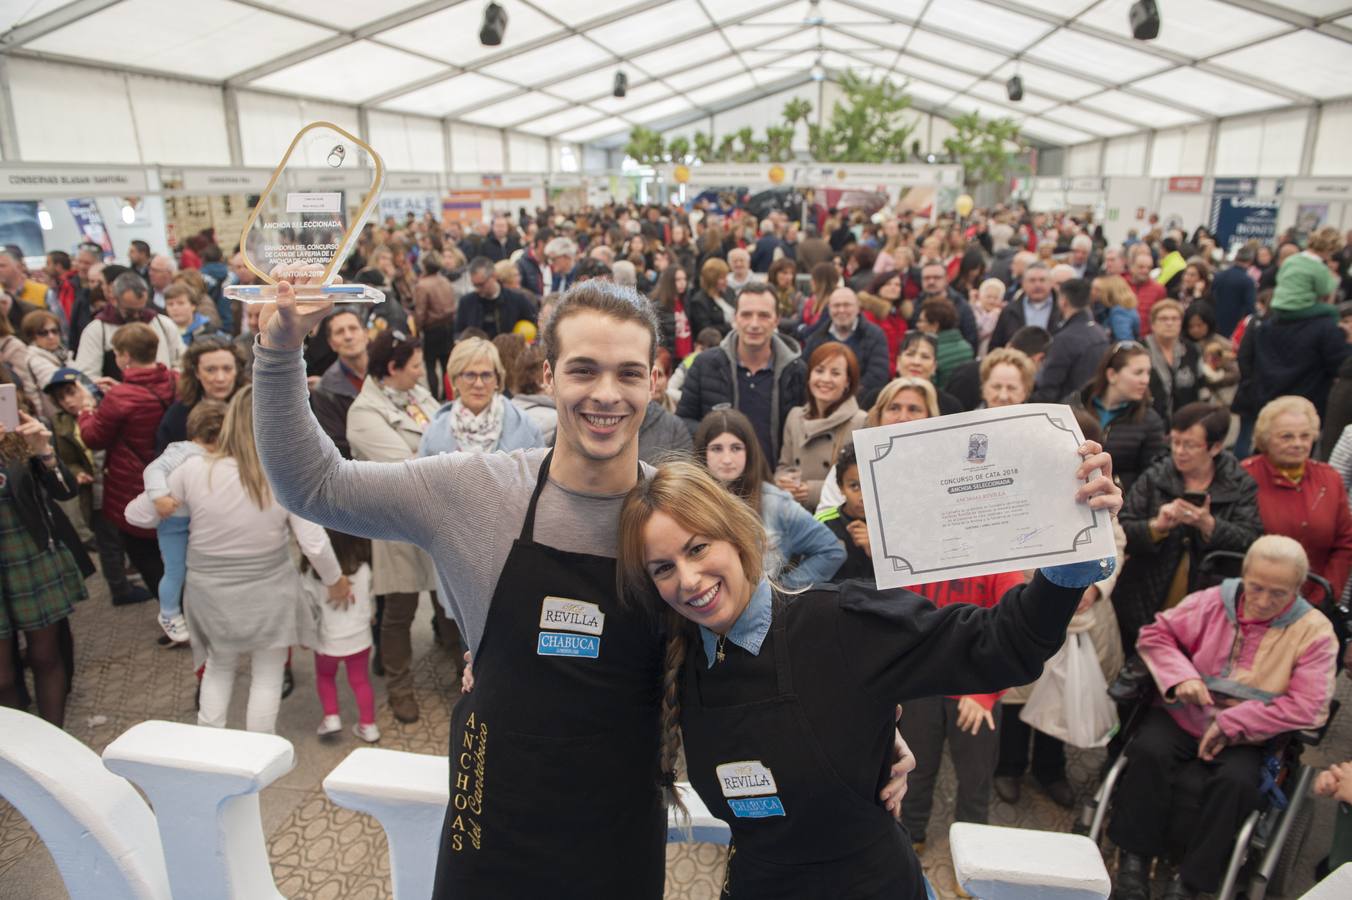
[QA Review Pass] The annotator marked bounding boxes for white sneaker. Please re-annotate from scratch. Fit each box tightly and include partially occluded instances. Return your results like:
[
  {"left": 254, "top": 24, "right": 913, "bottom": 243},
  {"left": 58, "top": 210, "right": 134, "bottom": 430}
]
[
  {"left": 317, "top": 715, "right": 342, "bottom": 736},
  {"left": 158, "top": 613, "right": 190, "bottom": 644},
  {"left": 353, "top": 722, "right": 380, "bottom": 743}
]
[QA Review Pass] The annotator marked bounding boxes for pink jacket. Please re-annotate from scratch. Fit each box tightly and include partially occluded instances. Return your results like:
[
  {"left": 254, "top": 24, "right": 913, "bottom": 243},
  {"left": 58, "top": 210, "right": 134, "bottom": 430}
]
[{"left": 1137, "top": 580, "right": 1337, "bottom": 744}]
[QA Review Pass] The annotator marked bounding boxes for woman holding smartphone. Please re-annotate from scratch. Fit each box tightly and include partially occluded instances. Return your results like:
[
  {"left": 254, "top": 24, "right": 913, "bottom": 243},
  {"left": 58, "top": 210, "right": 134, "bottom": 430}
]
[
  {"left": 616, "top": 448, "right": 1122, "bottom": 899},
  {"left": 1110, "top": 402, "right": 1263, "bottom": 653}
]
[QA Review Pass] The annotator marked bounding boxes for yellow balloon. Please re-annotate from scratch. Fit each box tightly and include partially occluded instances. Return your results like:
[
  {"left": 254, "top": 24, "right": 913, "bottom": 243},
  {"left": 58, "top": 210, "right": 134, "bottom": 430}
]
[
  {"left": 955, "top": 193, "right": 974, "bottom": 217},
  {"left": 514, "top": 319, "right": 538, "bottom": 343}
]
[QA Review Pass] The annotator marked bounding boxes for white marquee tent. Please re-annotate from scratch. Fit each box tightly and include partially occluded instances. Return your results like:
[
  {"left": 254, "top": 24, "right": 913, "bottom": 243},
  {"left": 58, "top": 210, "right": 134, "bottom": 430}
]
[{"left": 0, "top": 0, "right": 1349, "bottom": 176}]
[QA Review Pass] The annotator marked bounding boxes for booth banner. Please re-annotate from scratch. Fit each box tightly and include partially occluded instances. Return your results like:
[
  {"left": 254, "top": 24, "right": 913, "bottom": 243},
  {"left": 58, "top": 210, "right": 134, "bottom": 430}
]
[
  {"left": 381, "top": 192, "right": 441, "bottom": 221},
  {"left": 442, "top": 191, "right": 483, "bottom": 227},
  {"left": 385, "top": 172, "right": 441, "bottom": 191},
  {"left": 0, "top": 164, "right": 149, "bottom": 199},
  {"left": 657, "top": 163, "right": 963, "bottom": 189},
  {"left": 1285, "top": 179, "right": 1352, "bottom": 199},
  {"left": 658, "top": 163, "right": 788, "bottom": 186},
  {"left": 286, "top": 168, "right": 373, "bottom": 191},
  {"left": 1212, "top": 177, "right": 1257, "bottom": 196},
  {"left": 66, "top": 198, "right": 113, "bottom": 254},
  {"left": 1296, "top": 203, "right": 1329, "bottom": 231},
  {"left": 796, "top": 163, "right": 963, "bottom": 188},
  {"left": 1167, "top": 176, "right": 1204, "bottom": 193},
  {"left": 547, "top": 173, "right": 583, "bottom": 188},
  {"left": 177, "top": 168, "right": 271, "bottom": 194},
  {"left": 1211, "top": 195, "right": 1279, "bottom": 251}
]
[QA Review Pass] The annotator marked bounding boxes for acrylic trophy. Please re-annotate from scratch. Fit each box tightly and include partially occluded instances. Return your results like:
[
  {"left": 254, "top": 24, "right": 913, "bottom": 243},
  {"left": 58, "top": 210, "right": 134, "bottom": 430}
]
[{"left": 223, "top": 121, "right": 385, "bottom": 304}]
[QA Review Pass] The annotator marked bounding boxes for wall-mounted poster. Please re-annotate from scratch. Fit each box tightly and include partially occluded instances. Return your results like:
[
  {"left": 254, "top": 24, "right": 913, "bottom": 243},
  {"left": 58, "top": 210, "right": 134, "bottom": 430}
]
[
  {"left": 0, "top": 201, "right": 44, "bottom": 258},
  {"left": 66, "top": 198, "right": 114, "bottom": 255}
]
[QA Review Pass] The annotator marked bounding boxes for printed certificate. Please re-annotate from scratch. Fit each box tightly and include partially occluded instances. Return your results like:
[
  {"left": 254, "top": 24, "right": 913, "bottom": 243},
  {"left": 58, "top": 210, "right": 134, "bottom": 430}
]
[{"left": 852, "top": 404, "right": 1115, "bottom": 589}]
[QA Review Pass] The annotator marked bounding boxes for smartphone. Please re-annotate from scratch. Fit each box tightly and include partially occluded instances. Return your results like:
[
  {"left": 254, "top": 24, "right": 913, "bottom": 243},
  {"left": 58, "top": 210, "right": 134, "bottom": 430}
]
[
  {"left": 1181, "top": 491, "right": 1208, "bottom": 507},
  {"left": 0, "top": 383, "right": 18, "bottom": 432}
]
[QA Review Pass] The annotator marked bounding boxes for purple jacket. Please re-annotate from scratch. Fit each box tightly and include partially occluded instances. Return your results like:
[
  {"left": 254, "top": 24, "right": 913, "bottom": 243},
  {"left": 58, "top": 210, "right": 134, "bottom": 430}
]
[{"left": 1137, "top": 579, "right": 1337, "bottom": 744}]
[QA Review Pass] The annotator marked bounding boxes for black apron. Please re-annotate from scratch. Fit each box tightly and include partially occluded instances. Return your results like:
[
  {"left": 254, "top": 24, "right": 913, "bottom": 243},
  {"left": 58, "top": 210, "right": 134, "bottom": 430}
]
[
  {"left": 682, "top": 599, "right": 926, "bottom": 899},
  {"left": 431, "top": 450, "right": 666, "bottom": 899}
]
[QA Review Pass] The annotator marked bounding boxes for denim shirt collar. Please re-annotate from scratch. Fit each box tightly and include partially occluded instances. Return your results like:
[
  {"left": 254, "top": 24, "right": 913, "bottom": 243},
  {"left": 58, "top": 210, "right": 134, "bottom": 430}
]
[{"left": 700, "top": 578, "right": 773, "bottom": 668}]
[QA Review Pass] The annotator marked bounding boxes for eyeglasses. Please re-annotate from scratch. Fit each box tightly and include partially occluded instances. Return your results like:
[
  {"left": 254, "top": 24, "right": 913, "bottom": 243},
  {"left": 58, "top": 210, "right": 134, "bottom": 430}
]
[
  {"left": 1113, "top": 340, "right": 1145, "bottom": 353},
  {"left": 34, "top": 327, "right": 62, "bottom": 337},
  {"left": 455, "top": 370, "right": 497, "bottom": 384}
]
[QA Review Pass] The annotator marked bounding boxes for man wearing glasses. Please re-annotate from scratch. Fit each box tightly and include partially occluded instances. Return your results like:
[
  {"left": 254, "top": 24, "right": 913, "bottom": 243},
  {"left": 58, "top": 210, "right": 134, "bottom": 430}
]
[{"left": 455, "top": 255, "right": 536, "bottom": 340}]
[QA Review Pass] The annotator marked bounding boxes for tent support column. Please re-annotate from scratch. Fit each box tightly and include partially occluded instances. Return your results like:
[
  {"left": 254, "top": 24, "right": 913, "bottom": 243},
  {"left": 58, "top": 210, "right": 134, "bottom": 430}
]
[
  {"left": 0, "top": 57, "right": 21, "bottom": 162},
  {"left": 223, "top": 86, "right": 243, "bottom": 168}
]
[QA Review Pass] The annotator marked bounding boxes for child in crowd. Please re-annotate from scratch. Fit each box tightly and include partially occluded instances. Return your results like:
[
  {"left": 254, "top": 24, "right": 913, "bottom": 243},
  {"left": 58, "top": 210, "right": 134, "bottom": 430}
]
[
  {"left": 126, "top": 400, "right": 227, "bottom": 643},
  {"left": 814, "top": 442, "right": 875, "bottom": 584},
  {"left": 300, "top": 528, "right": 378, "bottom": 743},
  {"left": 666, "top": 326, "right": 722, "bottom": 407},
  {"left": 163, "top": 284, "right": 217, "bottom": 346}
]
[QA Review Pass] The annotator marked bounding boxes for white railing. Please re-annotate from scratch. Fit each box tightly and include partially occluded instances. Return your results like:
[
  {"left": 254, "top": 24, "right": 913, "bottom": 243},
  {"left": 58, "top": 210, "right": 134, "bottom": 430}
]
[{"left": 1, "top": 707, "right": 1137, "bottom": 900}]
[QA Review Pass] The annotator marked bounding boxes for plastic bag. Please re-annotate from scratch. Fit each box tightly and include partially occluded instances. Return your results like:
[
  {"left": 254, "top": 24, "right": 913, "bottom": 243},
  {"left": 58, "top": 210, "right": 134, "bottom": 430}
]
[{"left": 1019, "top": 632, "right": 1119, "bottom": 748}]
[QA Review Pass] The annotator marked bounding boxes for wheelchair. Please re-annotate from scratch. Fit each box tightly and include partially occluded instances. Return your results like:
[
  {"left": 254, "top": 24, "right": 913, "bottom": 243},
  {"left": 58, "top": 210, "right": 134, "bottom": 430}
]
[{"left": 1076, "top": 555, "right": 1350, "bottom": 900}]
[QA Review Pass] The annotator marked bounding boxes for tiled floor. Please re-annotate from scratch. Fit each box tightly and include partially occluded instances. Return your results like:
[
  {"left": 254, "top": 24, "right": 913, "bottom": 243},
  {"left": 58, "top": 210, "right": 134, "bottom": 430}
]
[{"left": 2, "top": 571, "right": 1348, "bottom": 899}]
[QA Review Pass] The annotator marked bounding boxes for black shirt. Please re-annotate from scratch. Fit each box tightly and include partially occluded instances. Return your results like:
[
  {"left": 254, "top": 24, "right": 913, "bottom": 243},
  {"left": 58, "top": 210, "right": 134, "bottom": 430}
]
[{"left": 737, "top": 362, "right": 775, "bottom": 461}]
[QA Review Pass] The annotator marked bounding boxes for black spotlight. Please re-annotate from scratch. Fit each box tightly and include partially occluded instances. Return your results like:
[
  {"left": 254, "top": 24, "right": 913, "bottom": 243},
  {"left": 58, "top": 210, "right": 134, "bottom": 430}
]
[
  {"left": 1129, "top": 0, "right": 1160, "bottom": 40},
  {"left": 1006, "top": 74, "right": 1023, "bottom": 102},
  {"left": 613, "top": 71, "right": 628, "bottom": 98},
  {"left": 480, "top": 2, "right": 508, "bottom": 46}
]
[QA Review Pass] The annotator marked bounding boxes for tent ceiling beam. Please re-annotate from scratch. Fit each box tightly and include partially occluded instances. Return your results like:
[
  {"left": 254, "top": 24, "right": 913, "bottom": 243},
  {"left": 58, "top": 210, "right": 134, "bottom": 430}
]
[
  {"left": 223, "top": 0, "right": 472, "bottom": 86},
  {"left": 842, "top": 0, "right": 1314, "bottom": 105},
  {"left": 0, "top": 0, "right": 123, "bottom": 50},
  {"left": 361, "top": 0, "right": 783, "bottom": 111},
  {"left": 821, "top": 22, "right": 1222, "bottom": 126}
]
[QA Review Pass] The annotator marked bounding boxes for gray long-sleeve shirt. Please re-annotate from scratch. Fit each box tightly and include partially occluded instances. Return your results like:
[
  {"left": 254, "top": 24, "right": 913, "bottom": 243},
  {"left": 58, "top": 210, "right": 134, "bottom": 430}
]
[{"left": 251, "top": 340, "right": 647, "bottom": 654}]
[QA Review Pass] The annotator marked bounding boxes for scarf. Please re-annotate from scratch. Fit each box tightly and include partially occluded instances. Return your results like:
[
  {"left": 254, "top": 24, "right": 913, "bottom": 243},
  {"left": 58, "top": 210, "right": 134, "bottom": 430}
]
[
  {"left": 1275, "top": 461, "right": 1306, "bottom": 485},
  {"left": 379, "top": 382, "right": 430, "bottom": 429},
  {"left": 451, "top": 393, "right": 505, "bottom": 453}
]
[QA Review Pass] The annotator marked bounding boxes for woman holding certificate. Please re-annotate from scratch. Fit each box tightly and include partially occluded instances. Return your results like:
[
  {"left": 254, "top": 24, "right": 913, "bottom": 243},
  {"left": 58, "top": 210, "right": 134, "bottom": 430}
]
[{"left": 618, "top": 447, "right": 1122, "bottom": 899}]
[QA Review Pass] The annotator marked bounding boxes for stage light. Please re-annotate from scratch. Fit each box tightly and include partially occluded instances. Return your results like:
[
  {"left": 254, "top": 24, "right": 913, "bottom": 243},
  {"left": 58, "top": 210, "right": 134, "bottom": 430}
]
[
  {"left": 480, "top": 2, "right": 507, "bottom": 47},
  {"left": 1006, "top": 75, "right": 1023, "bottom": 102},
  {"left": 1129, "top": 0, "right": 1160, "bottom": 40},
  {"left": 613, "top": 71, "right": 628, "bottom": 98}
]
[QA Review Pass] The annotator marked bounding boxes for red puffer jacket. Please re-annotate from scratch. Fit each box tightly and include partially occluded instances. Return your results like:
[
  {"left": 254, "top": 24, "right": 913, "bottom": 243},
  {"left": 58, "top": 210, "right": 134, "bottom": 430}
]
[{"left": 78, "top": 364, "right": 177, "bottom": 538}]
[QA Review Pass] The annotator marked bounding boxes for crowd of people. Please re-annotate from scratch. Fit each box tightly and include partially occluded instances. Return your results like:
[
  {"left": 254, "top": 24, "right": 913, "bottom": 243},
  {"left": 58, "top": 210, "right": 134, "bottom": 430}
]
[{"left": 1, "top": 195, "right": 1351, "bottom": 897}]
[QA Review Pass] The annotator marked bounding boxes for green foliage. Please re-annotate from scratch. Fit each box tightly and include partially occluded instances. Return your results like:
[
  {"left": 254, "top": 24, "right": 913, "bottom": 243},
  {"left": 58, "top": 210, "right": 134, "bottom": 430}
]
[
  {"left": 666, "top": 136, "right": 691, "bottom": 164},
  {"left": 627, "top": 75, "right": 1023, "bottom": 175},
  {"left": 623, "top": 126, "right": 665, "bottom": 166},
  {"left": 715, "top": 134, "right": 737, "bottom": 162},
  {"left": 763, "top": 125, "right": 796, "bottom": 162},
  {"left": 809, "top": 72, "right": 917, "bottom": 163},
  {"left": 692, "top": 132, "right": 714, "bottom": 163},
  {"left": 782, "top": 97, "right": 813, "bottom": 126},
  {"left": 942, "top": 112, "right": 1027, "bottom": 190}
]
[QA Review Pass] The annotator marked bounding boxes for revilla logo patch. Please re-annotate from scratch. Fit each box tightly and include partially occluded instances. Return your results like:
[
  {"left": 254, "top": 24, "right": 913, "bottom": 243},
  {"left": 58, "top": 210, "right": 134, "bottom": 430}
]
[
  {"left": 536, "top": 597, "right": 604, "bottom": 659},
  {"left": 716, "top": 760, "right": 786, "bottom": 819}
]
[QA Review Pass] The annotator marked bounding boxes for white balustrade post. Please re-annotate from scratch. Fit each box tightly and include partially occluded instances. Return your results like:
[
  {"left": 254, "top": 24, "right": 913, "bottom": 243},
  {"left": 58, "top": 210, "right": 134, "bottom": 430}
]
[
  {"left": 323, "top": 747, "right": 449, "bottom": 900},
  {"left": 0, "top": 708, "right": 172, "bottom": 900},
  {"left": 950, "top": 822, "right": 1111, "bottom": 900},
  {"left": 102, "top": 721, "right": 294, "bottom": 900}
]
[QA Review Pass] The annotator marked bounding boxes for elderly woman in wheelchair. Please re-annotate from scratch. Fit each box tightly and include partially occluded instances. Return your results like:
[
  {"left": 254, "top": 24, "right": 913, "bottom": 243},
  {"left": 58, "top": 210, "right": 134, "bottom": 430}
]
[{"left": 1106, "top": 535, "right": 1339, "bottom": 900}]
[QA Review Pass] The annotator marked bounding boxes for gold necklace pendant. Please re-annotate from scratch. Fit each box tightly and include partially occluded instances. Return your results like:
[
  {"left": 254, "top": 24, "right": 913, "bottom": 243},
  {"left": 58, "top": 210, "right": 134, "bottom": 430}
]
[{"left": 716, "top": 635, "right": 727, "bottom": 663}]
